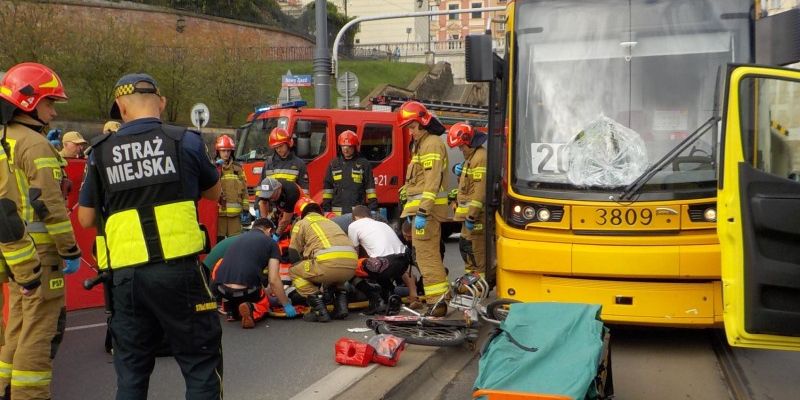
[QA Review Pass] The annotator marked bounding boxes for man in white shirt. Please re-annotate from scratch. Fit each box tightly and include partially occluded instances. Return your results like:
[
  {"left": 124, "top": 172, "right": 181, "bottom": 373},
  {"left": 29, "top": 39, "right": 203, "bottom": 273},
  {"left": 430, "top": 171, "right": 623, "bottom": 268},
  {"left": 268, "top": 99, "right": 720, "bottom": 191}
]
[{"left": 349, "top": 206, "right": 422, "bottom": 313}]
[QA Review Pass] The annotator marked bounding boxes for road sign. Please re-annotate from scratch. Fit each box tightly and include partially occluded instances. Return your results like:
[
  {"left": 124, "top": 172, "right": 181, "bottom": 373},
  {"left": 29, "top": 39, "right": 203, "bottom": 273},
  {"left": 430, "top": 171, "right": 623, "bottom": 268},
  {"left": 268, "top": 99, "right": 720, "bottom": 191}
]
[
  {"left": 337, "top": 96, "right": 361, "bottom": 109},
  {"left": 282, "top": 70, "right": 313, "bottom": 88},
  {"left": 336, "top": 71, "right": 359, "bottom": 98},
  {"left": 190, "top": 103, "right": 210, "bottom": 129}
]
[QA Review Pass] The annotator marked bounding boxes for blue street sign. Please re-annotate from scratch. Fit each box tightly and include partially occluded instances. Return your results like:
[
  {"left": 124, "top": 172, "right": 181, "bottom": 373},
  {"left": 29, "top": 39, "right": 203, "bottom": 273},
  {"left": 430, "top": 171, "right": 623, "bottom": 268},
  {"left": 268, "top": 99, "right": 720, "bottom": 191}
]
[{"left": 282, "top": 74, "right": 313, "bottom": 87}]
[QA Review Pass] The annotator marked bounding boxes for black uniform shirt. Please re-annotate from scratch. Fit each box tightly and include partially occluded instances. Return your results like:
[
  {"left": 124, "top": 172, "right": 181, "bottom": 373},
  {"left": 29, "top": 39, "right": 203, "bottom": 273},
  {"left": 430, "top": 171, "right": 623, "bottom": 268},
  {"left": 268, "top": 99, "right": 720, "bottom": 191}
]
[{"left": 213, "top": 230, "right": 280, "bottom": 288}]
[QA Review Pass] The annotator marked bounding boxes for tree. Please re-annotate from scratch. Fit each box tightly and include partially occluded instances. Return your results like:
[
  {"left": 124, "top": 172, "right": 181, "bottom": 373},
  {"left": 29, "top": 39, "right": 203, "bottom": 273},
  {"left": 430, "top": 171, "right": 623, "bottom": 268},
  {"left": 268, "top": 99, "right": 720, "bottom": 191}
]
[
  {"left": 198, "top": 45, "right": 264, "bottom": 126},
  {"left": 298, "top": 1, "right": 359, "bottom": 50},
  {"left": 0, "top": 1, "right": 67, "bottom": 67}
]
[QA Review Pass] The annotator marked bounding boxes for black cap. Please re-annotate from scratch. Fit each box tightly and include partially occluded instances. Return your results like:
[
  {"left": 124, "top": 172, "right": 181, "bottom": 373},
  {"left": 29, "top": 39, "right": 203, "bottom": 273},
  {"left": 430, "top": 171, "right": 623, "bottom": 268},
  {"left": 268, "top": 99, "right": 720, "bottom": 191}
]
[{"left": 109, "top": 73, "right": 160, "bottom": 119}]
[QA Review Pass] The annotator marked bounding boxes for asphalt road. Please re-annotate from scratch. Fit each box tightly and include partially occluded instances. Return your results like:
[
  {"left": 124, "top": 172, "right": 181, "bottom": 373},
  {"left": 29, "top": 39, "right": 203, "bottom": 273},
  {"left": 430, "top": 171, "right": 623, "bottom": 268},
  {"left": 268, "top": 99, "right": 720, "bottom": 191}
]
[{"left": 53, "top": 238, "right": 466, "bottom": 400}]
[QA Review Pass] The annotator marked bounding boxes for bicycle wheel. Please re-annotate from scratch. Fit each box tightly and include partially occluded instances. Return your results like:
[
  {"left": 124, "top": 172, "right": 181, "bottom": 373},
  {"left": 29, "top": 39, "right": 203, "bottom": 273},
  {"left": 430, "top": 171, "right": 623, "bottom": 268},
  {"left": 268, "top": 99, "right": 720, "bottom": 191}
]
[
  {"left": 485, "top": 298, "right": 521, "bottom": 323},
  {"left": 375, "top": 322, "right": 467, "bottom": 347}
]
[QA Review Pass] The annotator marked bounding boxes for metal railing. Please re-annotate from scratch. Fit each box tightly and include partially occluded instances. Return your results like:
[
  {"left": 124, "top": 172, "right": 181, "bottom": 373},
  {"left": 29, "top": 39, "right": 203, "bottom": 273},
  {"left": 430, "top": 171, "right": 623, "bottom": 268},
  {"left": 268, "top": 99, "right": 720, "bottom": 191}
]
[
  {"left": 340, "top": 37, "right": 506, "bottom": 60},
  {"left": 146, "top": 46, "right": 314, "bottom": 61}
]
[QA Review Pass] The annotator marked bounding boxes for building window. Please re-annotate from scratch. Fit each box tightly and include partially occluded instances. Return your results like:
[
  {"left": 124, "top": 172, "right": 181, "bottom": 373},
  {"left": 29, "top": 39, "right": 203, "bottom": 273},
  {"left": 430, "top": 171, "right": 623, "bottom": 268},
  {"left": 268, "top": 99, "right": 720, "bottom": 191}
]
[
  {"left": 471, "top": 2, "right": 482, "bottom": 19},
  {"left": 448, "top": 4, "right": 458, "bottom": 20}
]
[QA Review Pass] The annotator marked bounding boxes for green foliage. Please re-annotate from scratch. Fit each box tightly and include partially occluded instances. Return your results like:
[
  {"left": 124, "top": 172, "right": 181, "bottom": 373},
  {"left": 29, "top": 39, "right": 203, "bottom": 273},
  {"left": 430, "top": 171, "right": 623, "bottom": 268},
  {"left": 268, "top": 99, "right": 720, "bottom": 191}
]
[{"left": 297, "top": 1, "right": 359, "bottom": 48}]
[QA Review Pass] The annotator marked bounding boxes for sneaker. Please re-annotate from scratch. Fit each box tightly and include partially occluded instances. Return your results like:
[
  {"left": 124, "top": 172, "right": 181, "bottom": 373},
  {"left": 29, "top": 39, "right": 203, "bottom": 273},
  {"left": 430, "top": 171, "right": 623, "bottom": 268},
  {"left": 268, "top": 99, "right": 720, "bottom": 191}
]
[
  {"left": 239, "top": 303, "right": 255, "bottom": 329},
  {"left": 425, "top": 302, "right": 447, "bottom": 317},
  {"left": 225, "top": 312, "right": 236, "bottom": 322}
]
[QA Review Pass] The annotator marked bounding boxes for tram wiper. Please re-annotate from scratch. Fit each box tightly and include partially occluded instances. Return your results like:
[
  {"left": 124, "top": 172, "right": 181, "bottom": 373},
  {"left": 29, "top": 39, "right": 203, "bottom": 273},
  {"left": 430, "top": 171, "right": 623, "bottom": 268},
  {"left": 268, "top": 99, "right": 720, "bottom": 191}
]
[{"left": 619, "top": 116, "right": 719, "bottom": 201}]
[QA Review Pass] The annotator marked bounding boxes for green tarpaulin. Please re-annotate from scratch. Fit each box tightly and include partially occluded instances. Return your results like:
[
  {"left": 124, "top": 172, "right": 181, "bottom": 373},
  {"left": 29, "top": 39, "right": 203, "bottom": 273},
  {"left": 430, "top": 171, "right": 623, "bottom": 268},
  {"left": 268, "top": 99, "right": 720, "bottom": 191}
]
[{"left": 474, "top": 303, "right": 605, "bottom": 400}]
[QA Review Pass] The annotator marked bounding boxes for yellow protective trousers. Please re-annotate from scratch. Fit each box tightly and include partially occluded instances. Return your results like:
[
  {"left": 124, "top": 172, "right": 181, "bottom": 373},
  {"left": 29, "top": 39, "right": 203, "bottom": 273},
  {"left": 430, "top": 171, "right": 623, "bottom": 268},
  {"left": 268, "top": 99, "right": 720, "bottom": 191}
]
[
  {"left": 461, "top": 222, "right": 486, "bottom": 276},
  {"left": 413, "top": 218, "right": 449, "bottom": 301},
  {"left": 290, "top": 258, "right": 356, "bottom": 297},
  {"left": 0, "top": 262, "right": 65, "bottom": 400},
  {"left": 217, "top": 215, "right": 242, "bottom": 238}
]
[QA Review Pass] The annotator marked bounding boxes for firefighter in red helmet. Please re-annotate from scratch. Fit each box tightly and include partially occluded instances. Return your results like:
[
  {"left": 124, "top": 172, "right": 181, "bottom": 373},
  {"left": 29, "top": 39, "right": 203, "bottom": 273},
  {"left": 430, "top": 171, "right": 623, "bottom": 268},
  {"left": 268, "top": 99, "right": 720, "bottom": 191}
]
[
  {"left": 261, "top": 127, "right": 309, "bottom": 195},
  {"left": 447, "top": 122, "right": 488, "bottom": 279},
  {"left": 322, "top": 130, "right": 378, "bottom": 215},
  {"left": 396, "top": 101, "right": 450, "bottom": 317},
  {"left": 214, "top": 134, "right": 249, "bottom": 241},
  {"left": 0, "top": 62, "right": 81, "bottom": 400}
]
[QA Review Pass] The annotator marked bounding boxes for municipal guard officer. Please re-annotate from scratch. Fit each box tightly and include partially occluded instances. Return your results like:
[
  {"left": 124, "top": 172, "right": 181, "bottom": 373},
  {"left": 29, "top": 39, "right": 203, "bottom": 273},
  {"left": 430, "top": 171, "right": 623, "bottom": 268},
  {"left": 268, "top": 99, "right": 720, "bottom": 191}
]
[
  {"left": 78, "top": 73, "right": 223, "bottom": 400},
  {"left": 396, "top": 101, "right": 450, "bottom": 317},
  {"left": 447, "top": 123, "right": 487, "bottom": 278},
  {"left": 214, "top": 134, "right": 249, "bottom": 241},
  {"left": 0, "top": 62, "right": 81, "bottom": 400},
  {"left": 322, "top": 130, "right": 378, "bottom": 215},
  {"left": 260, "top": 127, "right": 309, "bottom": 194},
  {"left": 288, "top": 198, "right": 358, "bottom": 322}
]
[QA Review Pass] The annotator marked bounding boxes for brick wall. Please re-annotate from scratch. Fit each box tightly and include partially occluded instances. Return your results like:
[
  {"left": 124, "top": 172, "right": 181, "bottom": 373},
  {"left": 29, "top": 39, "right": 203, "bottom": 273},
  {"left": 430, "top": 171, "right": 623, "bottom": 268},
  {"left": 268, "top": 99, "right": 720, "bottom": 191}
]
[{"left": 34, "top": 0, "right": 314, "bottom": 57}]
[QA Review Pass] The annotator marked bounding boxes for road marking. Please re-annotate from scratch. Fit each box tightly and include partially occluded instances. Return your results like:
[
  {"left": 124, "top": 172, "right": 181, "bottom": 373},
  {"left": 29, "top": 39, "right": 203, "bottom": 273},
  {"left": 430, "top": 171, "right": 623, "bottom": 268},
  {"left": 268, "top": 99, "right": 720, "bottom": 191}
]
[
  {"left": 288, "top": 363, "right": 378, "bottom": 400},
  {"left": 65, "top": 322, "right": 107, "bottom": 332}
]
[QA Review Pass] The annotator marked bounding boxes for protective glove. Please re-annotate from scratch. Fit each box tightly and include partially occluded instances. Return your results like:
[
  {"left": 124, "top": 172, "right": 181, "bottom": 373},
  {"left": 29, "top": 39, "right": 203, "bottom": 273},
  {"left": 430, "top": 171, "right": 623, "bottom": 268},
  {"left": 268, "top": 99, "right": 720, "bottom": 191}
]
[
  {"left": 453, "top": 162, "right": 463, "bottom": 177},
  {"left": 272, "top": 233, "right": 280, "bottom": 243},
  {"left": 283, "top": 301, "right": 297, "bottom": 318},
  {"left": 414, "top": 214, "right": 427, "bottom": 230},
  {"left": 465, "top": 219, "right": 475, "bottom": 231},
  {"left": 46, "top": 128, "right": 61, "bottom": 141},
  {"left": 63, "top": 258, "right": 80, "bottom": 274},
  {"left": 255, "top": 208, "right": 261, "bottom": 219},
  {"left": 215, "top": 159, "right": 224, "bottom": 166},
  {"left": 50, "top": 139, "right": 62, "bottom": 148},
  {"left": 240, "top": 211, "right": 250, "bottom": 225}
]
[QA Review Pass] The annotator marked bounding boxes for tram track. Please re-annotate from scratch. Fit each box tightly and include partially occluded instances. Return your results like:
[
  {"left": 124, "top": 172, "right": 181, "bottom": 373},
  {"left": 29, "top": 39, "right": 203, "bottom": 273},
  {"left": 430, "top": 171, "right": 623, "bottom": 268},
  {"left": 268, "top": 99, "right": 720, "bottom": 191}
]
[{"left": 710, "top": 329, "right": 754, "bottom": 400}]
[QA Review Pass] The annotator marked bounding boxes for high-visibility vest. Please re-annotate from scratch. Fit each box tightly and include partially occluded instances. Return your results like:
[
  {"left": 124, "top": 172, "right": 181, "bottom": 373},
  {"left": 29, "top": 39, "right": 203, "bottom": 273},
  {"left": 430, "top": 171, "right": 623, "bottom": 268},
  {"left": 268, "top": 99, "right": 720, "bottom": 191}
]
[{"left": 91, "top": 125, "right": 206, "bottom": 269}]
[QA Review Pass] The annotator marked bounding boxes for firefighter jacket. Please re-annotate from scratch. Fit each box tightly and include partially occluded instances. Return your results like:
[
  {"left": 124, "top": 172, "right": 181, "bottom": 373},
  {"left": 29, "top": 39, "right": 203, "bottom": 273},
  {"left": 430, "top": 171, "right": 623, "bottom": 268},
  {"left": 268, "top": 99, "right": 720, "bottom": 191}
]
[
  {"left": 322, "top": 155, "right": 377, "bottom": 214},
  {"left": 4, "top": 115, "right": 80, "bottom": 269},
  {"left": 261, "top": 152, "right": 308, "bottom": 194},
  {"left": 89, "top": 125, "right": 206, "bottom": 269},
  {"left": 289, "top": 212, "right": 357, "bottom": 266},
  {"left": 218, "top": 160, "right": 248, "bottom": 217},
  {"left": 453, "top": 146, "right": 487, "bottom": 223},
  {"left": 400, "top": 132, "right": 449, "bottom": 221},
  {"left": 0, "top": 141, "right": 40, "bottom": 286}
]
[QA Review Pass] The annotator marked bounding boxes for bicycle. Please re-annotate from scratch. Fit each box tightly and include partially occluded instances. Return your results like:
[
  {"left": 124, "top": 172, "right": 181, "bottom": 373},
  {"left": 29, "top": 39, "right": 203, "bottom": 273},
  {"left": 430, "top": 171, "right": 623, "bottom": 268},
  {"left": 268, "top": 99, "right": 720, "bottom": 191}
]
[{"left": 365, "top": 272, "right": 520, "bottom": 348}]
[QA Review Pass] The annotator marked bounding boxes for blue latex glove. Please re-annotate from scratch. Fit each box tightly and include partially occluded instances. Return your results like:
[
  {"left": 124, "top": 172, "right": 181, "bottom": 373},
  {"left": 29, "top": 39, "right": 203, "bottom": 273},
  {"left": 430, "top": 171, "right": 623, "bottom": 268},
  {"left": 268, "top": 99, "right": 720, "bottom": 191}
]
[
  {"left": 453, "top": 162, "right": 463, "bottom": 177},
  {"left": 215, "top": 159, "right": 224, "bottom": 166},
  {"left": 50, "top": 139, "right": 61, "bottom": 148},
  {"left": 414, "top": 214, "right": 427, "bottom": 230},
  {"left": 46, "top": 128, "right": 61, "bottom": 141},
  {"left": 255, "top": 208, "right": 261, "bottom": 219},
  {"left": 272, "top": 233, "right": 280, "bottom": 242},
  {"left": 63, "top": 258, "right": 80, "bottom": 274},
  {"left": 283, "top": 302, "right": 297, "bottom": 318},
  {"left": 465, "top": 219, "right": 475, "bottom": 231},
  {"left": 240, "top": 211, "right": 250, "bottom": 225}
]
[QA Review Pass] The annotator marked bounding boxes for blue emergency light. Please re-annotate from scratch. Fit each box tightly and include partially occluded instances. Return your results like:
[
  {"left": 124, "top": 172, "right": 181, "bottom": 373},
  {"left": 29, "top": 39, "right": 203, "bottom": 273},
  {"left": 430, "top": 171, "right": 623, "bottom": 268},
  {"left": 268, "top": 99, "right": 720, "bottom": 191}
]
[{"left": 254, "top": 101, "right": 307, "bottom": 114}]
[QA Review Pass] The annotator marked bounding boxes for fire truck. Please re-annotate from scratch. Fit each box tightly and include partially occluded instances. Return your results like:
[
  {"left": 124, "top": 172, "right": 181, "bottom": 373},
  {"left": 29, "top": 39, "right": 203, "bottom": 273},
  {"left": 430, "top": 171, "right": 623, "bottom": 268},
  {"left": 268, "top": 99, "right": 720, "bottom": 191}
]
[{"left": 233, "top": 98, "right": 487, "bottom": 223}]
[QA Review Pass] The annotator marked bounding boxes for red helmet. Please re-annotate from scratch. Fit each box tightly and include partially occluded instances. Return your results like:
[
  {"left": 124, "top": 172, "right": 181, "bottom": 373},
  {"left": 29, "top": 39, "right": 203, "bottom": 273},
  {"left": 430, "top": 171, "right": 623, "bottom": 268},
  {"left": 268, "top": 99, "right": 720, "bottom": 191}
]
[
  {"left": 447, "top": 123, "right": 474, "bottom": 148},
  {"left": 396, "top": 101, "right": 432, "bottom": 128},
  {"left": 0, "top": 62, "right": 68, "bottom": 112},
  {"left": 268, "top": 127, "right": 293, "bottom": 148},
  {"left": 337, "top": 130, "right": 359, "bottom": 147},
  {"left": 215, "top": 135, "right": 235, "bottom": 151},
  {"left": 294, "top": 196, "right": 317, "bottom": 218}
]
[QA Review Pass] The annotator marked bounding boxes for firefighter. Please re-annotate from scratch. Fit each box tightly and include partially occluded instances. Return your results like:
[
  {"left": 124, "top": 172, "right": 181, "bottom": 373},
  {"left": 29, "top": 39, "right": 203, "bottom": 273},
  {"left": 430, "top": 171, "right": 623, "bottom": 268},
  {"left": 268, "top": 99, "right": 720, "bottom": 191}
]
[
  {"left": 396, "top": 101, "right": 450, "bottom": 317},
  {"left": 288, "top": 197, "right": 357, "bottom": 322},
  {"left": 322, "top": 130, "right": 378, "bottom": 215},
  {"left": 256, "top": 176, "right": 304, "bottom": 240},
  {"left": 447, "top": 123, "right": 487, "bottom": 278},
  {"left": 214, "top": 134, "right": 249, "bottom": 241},
  {"left": 0, "top": 62, "right": 82, "bottom": 400},
  {"left": 77, "top": 73, "right": 222, "bottom": 399},
  {"left": 261, "top": 127, "right": 309, "bottom": 194}
]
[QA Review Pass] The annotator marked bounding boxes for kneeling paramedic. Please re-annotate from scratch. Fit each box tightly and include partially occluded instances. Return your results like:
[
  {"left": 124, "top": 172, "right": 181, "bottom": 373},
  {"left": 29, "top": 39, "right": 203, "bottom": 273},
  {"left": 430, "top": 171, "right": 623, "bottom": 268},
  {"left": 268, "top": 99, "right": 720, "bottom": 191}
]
[
  {"left": 288, "top": 198, "right": 357, "bottom": 322},
  {"left": 212, "top": 218, "right": 297, "bottom": 328},
  {"left": 78, "top": 73, "right": 223, "bottom": 400},
  {"left": 256, "top": 176, "right": 303, "bottom": 240},
  {"left": 447, "top": 123, "right": 487, "bottom": 279},
  {"left": 0, "top": 62, "right": 82, "bottom": 400}
]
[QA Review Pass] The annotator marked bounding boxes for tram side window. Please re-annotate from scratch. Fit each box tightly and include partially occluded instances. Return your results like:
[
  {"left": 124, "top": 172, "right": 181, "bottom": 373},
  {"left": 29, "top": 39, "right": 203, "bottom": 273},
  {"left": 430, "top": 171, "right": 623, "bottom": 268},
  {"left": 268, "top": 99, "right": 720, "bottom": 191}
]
[
  {"left": 741, "top": 77, "right": 800, "bottom": 180},
  {"left": 294, "top": 119, "right": 328, "bottom": 161},
  {"left": 361, "top": 124, "right": 393, "bottom": 167}
]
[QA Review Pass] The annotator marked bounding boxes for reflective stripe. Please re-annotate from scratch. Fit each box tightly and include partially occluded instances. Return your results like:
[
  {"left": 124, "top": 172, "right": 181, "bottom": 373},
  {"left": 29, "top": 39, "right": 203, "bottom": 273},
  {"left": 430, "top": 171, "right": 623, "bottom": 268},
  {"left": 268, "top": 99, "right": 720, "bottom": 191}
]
[
  {"left": 411, "top": 153, "right": 443, "bottom": 163},
  {"left": 309, "top": 221, "right": 331, "bottom": 248},
  {"left": 220, "top": 174, "right": 240, "bottom": 181},
  {"left": 366, "top": 192, "right": 377, "bottom": 200},
  {"left": 46, "top": 220, "right": 74, "bottom": 235},
  {"left": 224, "top": 203, "right": 243, "bottom": 212},
  {"left": 30, "top": 232, "right": 53, "bottom": 245},
  {"left": 322, "top": 190, "right": 333, "bottom": 200},
  {"left": 272, "top": 173, "right": 297, "bottom": 181},
  {"left": 423, "top": 281, "right": 449, "bottom": 297},
  {"left": 0, "top": 361, "right": 11, "bottom": 378},
  {"left": 331, "top": 207, "right": 343, "bottom": 215},
  {"left": 316, "top": 246, "right": 356, "bottom": 255},
  {"left": 11, "top": 369, "right": 52, "bottom": 387},
  {"left": 33, "top": 157, "right": 61, "bottom": 170},
  {"left": 1, "top": 242, "right": 36, "bottom": 267},
  {"left": 468, "top": 200, "right": 483, "bottom": 209},
  {"left": 316, "top": 251, "right": 358, "bottom": 261},
  {"left": 26, "top": 221, "right": 46, "bottom": 233},
  {"left": 293, "top": 277, "right": 313, "bottom": 289},
  {"left": 96, "top": 236, "right": 109, "bottom": 270},
  {"left": 455, "top": 206, "right": 469, "bottom": 215}
]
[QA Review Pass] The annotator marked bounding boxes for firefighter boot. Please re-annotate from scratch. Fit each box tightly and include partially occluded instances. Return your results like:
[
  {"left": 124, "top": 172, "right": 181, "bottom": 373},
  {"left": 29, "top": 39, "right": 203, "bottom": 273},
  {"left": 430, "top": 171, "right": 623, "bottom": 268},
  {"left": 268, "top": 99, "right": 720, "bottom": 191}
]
[
  {"left": 356, "top": 280, "right": 386, "bottom": 316},
  {"left": 331, "top": 290, "right": 349, "bottom": 320},
  {"left": 303, "top": 294, "right": 332, "bottom": 323}
]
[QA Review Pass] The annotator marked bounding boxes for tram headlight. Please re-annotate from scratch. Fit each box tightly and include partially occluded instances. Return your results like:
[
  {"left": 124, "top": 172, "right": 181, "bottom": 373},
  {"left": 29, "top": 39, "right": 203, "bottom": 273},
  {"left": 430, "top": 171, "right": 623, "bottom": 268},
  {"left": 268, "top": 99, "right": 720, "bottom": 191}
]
[
  {"left": 523, "top": 207, "right": 536, "bottom": 220},
  {"left": 703, "top": 208, "right": 717, "bottom": 222},
  {"left": 537, "top": 208, "right": 551, "bottom": 222}
]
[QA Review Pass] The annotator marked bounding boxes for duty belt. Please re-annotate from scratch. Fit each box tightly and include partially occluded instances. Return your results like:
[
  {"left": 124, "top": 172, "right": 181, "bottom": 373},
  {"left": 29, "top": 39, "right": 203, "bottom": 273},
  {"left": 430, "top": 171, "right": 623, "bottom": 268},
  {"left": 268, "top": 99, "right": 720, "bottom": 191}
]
[{"left": 315, "top": 245, "right": 357, "bottom": 262}]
